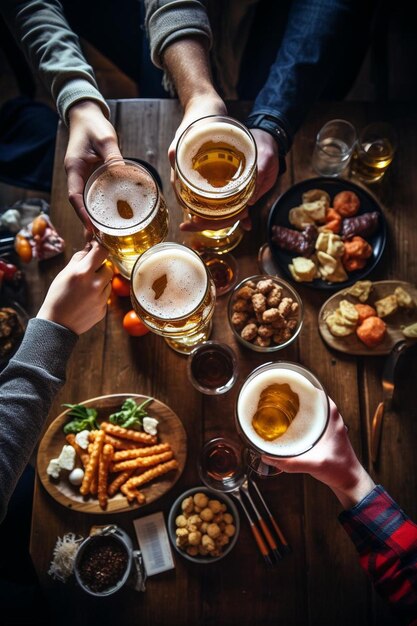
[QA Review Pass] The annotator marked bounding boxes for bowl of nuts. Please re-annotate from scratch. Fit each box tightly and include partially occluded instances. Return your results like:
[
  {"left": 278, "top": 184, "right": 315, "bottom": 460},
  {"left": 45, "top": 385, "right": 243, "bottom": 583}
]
[
  {"left": 168, "top": 487, "right": 240, "bottom": 563},
  {"left": 228, "top": 274, "right": 303, "bottom": 352}
]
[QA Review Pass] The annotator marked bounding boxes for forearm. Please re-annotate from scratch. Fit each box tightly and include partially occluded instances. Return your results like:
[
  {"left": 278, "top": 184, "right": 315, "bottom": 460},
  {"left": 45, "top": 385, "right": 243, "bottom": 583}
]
[
  {"left": 0, "top": 318, "right": 77, "bottom": 521},
  {"left": 331, "top": 466, "right": 375, "bottom": 510},
  {"left": 0, "top": 0, "right": 109, "bottom": 123}
]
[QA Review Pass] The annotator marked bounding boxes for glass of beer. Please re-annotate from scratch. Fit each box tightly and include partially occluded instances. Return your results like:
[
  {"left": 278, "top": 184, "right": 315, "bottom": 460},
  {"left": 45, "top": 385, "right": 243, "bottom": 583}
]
[
  {"left": 236, "top": 361, "right": 330, "bottom": 477},
  {"left": 350, "top": 122, "right": 397, "bottom": 183},
  {"left": 130, "top": 242, "right": 216, "bottom": 354},
  {"left": 187, "top": 341, "right": 238, "bottom": 395},
  {"left": 174, "top": 115, "right": 257, "bottom": 254},
  {"left": 84, "top": 158, "right": 169, "bottom": 277}
]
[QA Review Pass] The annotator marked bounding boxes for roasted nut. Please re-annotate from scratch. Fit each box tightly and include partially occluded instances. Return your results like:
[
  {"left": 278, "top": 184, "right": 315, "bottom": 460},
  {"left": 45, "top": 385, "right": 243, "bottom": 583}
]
[
  {"left": 256, "top": 279, "right": 274, "bottom": 294},
  {"left": 254, "top": 336, "right": 271, "bottom": 347},
  {"left": 235, "top": 285, "right": 255, "bottom": 300},
  {"left": 266, "top": 286, "right": 283, "bottom": 307},
  {"left": 252, "top": 292, "right": 266, "bottom": 314},
  {"left": 278, "top": 297, "right": 292, "bottom": 317},
  {"left": 262, "top": 308, "right": 281, "bottom": 324},
  {"left": 231, "top": 311, "right": 247, "bottom": 330},
  {"left": 258, "top": 324, "right": 274, "bottom": 338},
  {"left": 193, "top": 492, "right": 209, "bottom": 508},
  {"left": 208, "top": 499, "right": 223, "bottom": 513},
  {"left": 241, "top": 323, "right": 258, "bottom": 341},
  {"left": 233, "top": 298, "right": 250, "bottom": 313}
]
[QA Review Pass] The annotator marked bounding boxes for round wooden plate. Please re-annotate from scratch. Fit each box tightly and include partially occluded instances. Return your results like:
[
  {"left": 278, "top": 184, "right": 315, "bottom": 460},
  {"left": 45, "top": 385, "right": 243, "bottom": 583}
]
[
  {"left": 37, "top": 394, "right": 187, "bottom": 514},
  {"left": 319, "top": 280, "right": 417, "bottom": 355}
]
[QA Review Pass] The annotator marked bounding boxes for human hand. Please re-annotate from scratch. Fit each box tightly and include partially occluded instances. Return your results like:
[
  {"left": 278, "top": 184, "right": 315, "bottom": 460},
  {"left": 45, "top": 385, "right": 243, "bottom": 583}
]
[
  {"left": 65, "top": 101, "right": 122, "bottom": 230},
  {"left": 37, "top": 241, "right": 113, "bottom": 335},
  {"left": 263, "top": 398, "right": 375, "bottom": 509},
  {"left": 248, "top": 129, "right": 280, "bottom": 205}
]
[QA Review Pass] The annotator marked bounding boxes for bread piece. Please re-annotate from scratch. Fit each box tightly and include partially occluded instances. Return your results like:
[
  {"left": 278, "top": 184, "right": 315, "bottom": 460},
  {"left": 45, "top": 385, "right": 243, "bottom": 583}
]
[
  {"left": 375, "top": 294, "right": 398, "bottom": 318},
  {"left": 345, "top": 280, "right": 373, "bottom": 302},
  {"left": 394, "top": 286, "right": 415, "bottom": 309},
  {"left": 288, "top": 257, "right": 317, "bottom": 282}
]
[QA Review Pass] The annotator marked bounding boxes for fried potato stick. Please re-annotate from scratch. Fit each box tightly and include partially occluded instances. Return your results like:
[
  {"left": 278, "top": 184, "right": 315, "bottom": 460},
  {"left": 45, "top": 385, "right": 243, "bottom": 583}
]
[
  {"left": 80, "top": 430, "right": 105, "bottom": 496},
  {"left": 113, "top": 443, "right": 171, "bottom": 462},
  {"left": 124, "top": 487, "right": 146, "bottom": 505},
  {"left": 65, "top": 433, "right": 89, "bottom": 467},
  {"left": 107, "top": 470, "right": 134, "bottom": 497},
  {"left": 98, "top": 444, "right": 114, "bottom": 509},
  {"left": 100, "top": 422, "right": 157, "bottom": 445},
  {"left": 122, "top": 459, "right": 179, "bottom": 492},
  {"left": 111, "top": 450, "right": 174, "bottom": 473},
  {"left": 104, "top": 434, "right": 144, "bottom": 451}
]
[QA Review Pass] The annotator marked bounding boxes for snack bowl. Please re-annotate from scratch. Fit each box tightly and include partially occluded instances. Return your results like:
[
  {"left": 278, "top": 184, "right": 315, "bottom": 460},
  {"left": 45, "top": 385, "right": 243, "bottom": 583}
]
[
  {"left": 74, "top": 527, "right": 133, "bottom": 597},
  {"left": 168, "top": 487, "right": 240, "bottom": 564},
  {"left": 227, "top": 274, "right": 303, "bottom": 352}
]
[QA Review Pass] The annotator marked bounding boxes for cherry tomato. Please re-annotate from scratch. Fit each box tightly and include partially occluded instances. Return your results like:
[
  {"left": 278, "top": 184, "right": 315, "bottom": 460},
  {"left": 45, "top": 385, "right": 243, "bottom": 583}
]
[
  {"left": 112, "top": 274, "right": 131, "bottom": 297},
  {"left": 0, "top": 259, "right": 18, "bottom": 280},
  {"left": 32, "top": 215, "right": 48, "bottom": 237},
  {"left": 15, "top": 235, "right": 32, "bottom": 263},
  {"left": 122, "top": 310, "right": 150, "bottom": 337}
]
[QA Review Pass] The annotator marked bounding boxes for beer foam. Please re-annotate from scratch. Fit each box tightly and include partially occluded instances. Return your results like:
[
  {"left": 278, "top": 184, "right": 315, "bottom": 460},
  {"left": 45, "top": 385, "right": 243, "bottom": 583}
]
[
  {"left": 177, "top": 121, "right": 256, "bottom": 193},
  {"left": 237, "top": 368, "right": 327, "bottom": 457},
  {"left": 133, "top": 248, "right": 207, "bottom": 319},
  {"left": 86, "top": 163, "right": 158, "bottom": 234}
]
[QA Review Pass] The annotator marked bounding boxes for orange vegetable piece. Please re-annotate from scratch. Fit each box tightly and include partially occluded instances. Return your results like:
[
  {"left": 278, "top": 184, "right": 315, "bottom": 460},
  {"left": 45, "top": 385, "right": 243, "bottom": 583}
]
[
  {"left": 14, "top": 234, "right": 32, "bottom": 263},
  {"left": 354, "top": 304, "right": 377, "bottom": 324},
  {"left": 333, "top": 191, "right": 360, "bottom": 217},
  {"left": 324, "top": 208, "right": 342, "bottom": 233},
  {"left": 356, "top": 316, "right": 387, "bottom": 348},
  {"left": 32, "top": 215, "right": 48, "bottom": 237}
]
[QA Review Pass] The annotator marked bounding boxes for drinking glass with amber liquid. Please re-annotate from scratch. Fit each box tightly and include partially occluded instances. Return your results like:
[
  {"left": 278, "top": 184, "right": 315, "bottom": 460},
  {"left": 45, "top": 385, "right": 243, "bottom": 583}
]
[
  {"left": 187, "top": 341, "right": 238, "bottom": 395},
  {"left": 84, "top": 159, "right": 169, "bottom": 278},
  {"left": 236, "top": 361, "right": 330, "bottom": 476},
  {"left": 174, "top": 115, "right": 257, "bottom": 255},
  {"left": 350, "top": 122, "right": 397, "bottom": 184},
  {"left": 199, "top": 437, "right": 245, "bottom": 492}
]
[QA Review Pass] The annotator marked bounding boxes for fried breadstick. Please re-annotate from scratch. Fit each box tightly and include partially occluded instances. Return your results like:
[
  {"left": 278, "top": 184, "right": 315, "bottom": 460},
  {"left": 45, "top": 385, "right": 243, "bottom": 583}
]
[
  {"left": 113, "top": 443, "right": 171, "bottom": 462},
  {"left": 65, "top": 433, "right": 89, "bottom": 467},
  {"left": 104, "top": 434, "right": 144, "bottom": 451},
  {"left": 111, "top": 450, "right": 173, "bottom": 473},
  {"left": 98, "top": 444, "right": 114, "bottom": 509},
  {"left": 107, "top": 470, "right": 134, "bottom": 497},
  {"left": 124, "top": 487, "right": 146, "bottom": 505},
  {"left": 122, "top": 459, "right": 179, "bottom": 492},
  {"left": 80, "top": 430, "right": 105, "bottom": 496},
  {"left": 100, "top": 422, "right": 157, "bottom": 445}
]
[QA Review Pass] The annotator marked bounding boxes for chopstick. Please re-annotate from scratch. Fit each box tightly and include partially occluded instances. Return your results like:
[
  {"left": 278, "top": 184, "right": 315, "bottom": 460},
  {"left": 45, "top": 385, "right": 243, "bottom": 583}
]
[
  {"left": 232, "top": 490, "right": 273, "bottom": 566},
  {"left": 240, "top": 482, "right": 282, "bottom": 562},
  {"left": 249, "top": 477, "right": 291, "bottom": 556}
]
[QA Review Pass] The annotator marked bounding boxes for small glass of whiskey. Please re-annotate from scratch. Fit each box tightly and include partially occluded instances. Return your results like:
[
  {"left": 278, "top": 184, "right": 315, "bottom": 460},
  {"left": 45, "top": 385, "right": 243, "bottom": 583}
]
[
  {"left": 187, "top": 341, "right": 238, "bottom": 395},
  {"left": 198, "top": 437, "right": 245, "bottom": 492}
]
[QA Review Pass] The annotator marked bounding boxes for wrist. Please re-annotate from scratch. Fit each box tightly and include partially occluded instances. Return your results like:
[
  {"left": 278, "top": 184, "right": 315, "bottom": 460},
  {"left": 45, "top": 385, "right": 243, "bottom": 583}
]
[
  {"left": 68, "top": 100, "right": 105, "bottom": 124},
  {"left": 183, "top": 91, "right": 227, "bottom": 116},
  {"left": 332, "top": 466, "right": 376, "bottom": 510}
]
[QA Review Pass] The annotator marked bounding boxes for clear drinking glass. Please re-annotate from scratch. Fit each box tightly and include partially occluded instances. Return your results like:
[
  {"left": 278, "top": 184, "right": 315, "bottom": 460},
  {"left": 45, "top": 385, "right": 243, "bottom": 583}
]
[
  {"left": 187, "top": 341, "right": 238, "bottom": 395},
  {"left": 311, "top": 119, "right": 357, "bottom": 177},
  {"left": 174, "top": 115, "right": 257, "bottom": 254},
  {"left": 130, "top": 242, "right": 216, "bottom": 354},
  {"left": 235, "top": 361, "right": 330, "bottom": 477},
  {"left": 198, "top": 437, "right": 245, "bottom": 492},
  {"left": 350, "top": 122, "right": 397, "bottom": 183},
  {"left": 84, "top": 158, "right": 168, "bottom": 278}
]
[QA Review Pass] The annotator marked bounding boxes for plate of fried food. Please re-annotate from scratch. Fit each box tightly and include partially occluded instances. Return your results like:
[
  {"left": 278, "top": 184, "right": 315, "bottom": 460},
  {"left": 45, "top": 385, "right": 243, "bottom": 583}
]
[
  {"left": 37, "top": 394, "right": 187, "bottom": 513},
  {"left": 267, "top": 177, "right": 386, "bottom": 290},
  {"left": 318, "top": 280, "right": 417, "bottom": 355}
]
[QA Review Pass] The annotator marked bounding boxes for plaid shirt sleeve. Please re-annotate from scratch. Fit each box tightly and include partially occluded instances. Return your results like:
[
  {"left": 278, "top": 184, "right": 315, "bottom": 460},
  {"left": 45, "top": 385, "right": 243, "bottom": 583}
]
[{"left": 339, "top": 485, "right": 417, "bottom": 625}]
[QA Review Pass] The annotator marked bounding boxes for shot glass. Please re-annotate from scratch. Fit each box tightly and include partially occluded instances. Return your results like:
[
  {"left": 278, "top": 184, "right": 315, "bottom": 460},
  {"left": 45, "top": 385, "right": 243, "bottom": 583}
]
[
  {"left": 311, "top": 119, "right": 357, "bottom": 177},
  {"left": 187, "top": 341, "right": 238, "bottom": 395},
  {"left": 350, "top": 122, "right": 397, "bottom": 183}
]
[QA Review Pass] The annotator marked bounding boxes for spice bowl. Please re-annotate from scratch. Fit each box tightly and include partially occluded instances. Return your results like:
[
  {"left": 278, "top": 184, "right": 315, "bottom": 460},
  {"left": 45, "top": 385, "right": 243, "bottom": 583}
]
[
  {"left": 227, "top": 274, "right": 303, "bottom": 352},
  {"left": 74, "top": 526, "right": 133, "bottom": 597}
]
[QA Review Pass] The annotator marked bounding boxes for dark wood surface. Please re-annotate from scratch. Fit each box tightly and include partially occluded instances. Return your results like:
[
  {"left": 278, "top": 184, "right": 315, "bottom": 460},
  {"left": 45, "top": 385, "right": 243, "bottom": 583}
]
[{"left": 28, "top": 100, "right": 417, "bottom": 626}]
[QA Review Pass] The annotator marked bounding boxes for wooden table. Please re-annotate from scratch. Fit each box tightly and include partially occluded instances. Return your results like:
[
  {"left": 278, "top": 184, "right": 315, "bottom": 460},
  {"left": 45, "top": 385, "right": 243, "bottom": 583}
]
[{"left": 29, "top": 100, "right": 417, "bottom": 626}]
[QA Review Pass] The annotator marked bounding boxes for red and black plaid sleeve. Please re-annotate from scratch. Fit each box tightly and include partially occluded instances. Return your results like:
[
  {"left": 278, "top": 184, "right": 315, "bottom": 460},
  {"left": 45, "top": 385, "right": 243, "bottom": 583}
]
[{"left": 339, "top": 485, "right": 417, "bottom": 625}]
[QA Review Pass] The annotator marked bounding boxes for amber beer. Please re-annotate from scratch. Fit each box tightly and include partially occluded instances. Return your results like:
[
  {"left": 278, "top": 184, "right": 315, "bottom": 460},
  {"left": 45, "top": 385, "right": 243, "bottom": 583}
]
[
  {"left": 236, "top": 362, "right": 329, "bottom": 461},
  {"left": 130, "top": 242, "right": 216, "bottom": 353},
  {"left": 84, "top": 159, "right": 168, "bottom": 277}
]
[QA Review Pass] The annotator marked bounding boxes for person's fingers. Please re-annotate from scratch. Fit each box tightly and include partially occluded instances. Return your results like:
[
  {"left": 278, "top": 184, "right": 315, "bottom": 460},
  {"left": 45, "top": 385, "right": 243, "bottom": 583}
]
[
  {"left": 66, "top": 167, "right": 94, "bottom": 230},
  {"left": 97, "top": 135, "right": 123, "bottom": 164},
  {"left": 168, "top": 141, "right": 176, "bottom": 169},
  {"left": 79, "top": 240, "right": 109, "bottom": 271},
  {"left": 104, "top": 281, "right": 113, "bottom": 300},
  {"left": 95, "top": 262, "right": 114, "bottom": 287}
]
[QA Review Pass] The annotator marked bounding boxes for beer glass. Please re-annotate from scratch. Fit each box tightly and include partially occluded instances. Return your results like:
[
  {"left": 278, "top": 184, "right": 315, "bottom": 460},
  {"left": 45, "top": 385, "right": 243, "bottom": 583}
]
[
  {"left": 235, "top": 361, "right": 330, "bottom": 476},
  {"left": 174, "top": 115, "right": 257, "bottom": 254},
  {"left": 350, "top": 122, "right": 397, "bottom": 183},
  {"left": 130, "top": 242, "right": 216, "bottom": 354},
  {"left": 84, "top": 158, "right": 169, "bottom": 277}
]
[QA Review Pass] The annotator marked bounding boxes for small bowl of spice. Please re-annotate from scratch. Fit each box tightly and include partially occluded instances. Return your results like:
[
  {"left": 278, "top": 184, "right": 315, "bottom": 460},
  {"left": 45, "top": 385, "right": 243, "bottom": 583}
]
[{"left": 74, "top": 527, "right": 133, "bottom": 597}]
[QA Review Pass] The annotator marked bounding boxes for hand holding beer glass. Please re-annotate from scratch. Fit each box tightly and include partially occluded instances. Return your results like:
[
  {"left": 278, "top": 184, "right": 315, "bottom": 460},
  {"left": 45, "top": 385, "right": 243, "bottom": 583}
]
[
  {"left": 236, "top": 362, "right": 330, "bottom": 477},
  {"left": 84, "top": 159, "right": 169, "bottom": 277},
  {"left": 174, "top": 115, "right": 257, "bottom": 254},
  {"left": 130, "top": 242, "right": 216, "bottom": 354}
]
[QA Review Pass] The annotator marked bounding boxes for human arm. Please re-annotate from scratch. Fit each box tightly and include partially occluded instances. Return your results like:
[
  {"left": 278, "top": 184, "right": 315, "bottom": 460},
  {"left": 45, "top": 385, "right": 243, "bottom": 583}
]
[
  {"left": 0, "top": 242, "right": 113, "bottom": 520},
  {"left": 267, "top": 400, "right": 417, "bottom": 622}
]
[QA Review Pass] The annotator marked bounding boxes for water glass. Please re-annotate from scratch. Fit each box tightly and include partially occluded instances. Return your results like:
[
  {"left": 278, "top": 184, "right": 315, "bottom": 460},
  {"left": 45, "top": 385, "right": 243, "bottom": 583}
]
[
  {"left": 312, "top": 119, "right": 357, "bottom": 177},
  {"left": 350, "top": 122, "right": 397, "bottom": 183}
]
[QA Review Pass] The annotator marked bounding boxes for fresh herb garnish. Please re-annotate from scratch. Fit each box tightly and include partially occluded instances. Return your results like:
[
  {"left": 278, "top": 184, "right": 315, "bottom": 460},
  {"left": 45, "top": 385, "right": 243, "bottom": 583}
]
[
  {"left": 62, "top": 404, "right": 99, "bottom": 434},
  {"left": 108, "top": 397, "right": 153, "bottom": 430}
]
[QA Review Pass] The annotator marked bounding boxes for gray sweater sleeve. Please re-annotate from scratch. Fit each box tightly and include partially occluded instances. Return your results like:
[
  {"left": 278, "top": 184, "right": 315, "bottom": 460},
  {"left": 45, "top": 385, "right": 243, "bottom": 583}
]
[
  {"left": 0, "top": 317, "right": 78, "bottom": 522},
  {"left": 144, "top": 0, "right": 212, "bottom": 68},
  {"left": 0, "top": 0, "right": 110, "bottom": 124}
]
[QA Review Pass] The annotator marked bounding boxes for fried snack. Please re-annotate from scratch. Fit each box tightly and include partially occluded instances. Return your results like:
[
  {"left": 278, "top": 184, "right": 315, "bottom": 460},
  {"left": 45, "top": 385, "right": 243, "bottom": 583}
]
[
  {"left": 395, "top": 286, "right": 415, "bottom": 309},
  {"left": 271, "top": 224, "right": 317, "bottom": 255},
  {"left": 321, "top": 208, "right": 342, "bottom": 234},
  {"left": 341, "top": 211, "right": 379, "bottom": 240},
  {"left": 65, "top": 433, "right": 89, "bottom": 467},
  {"left": 107, "top": 470, "right": 134, "bottom": 497},
  {"left": 122, "top": 459, "right": 179, "bottom": 492},
  {"left": 301, "top": 200, "right": 327, "bottom": 222},
  {"left": 111, "top": 450, "right": 174, "bottom": 473},
  {"left": 316, "top": 251, "right": 348, "bottom": 283},
  {"left": 333, "top": 191, "right": 360, "bottom": 217},
  {"left": 375, "top": 294, "right": 398, "bottom": 318},
  {"left": 345, "top": 280, "right": 373, "bottom": 302},
  {"left": 113, "top": 443, "right": 171, "bottom": 462},
  {"left": 354, "top": 303, "right": 377, "bottom": 324},
  {"left": 289, "top": 257, "right": 317, "bottom": 282},
  {"left": 103, "top": 434, "right": 144, "bottom": 450},
  {"left": 100, "top": 422, "right": 157, "bottom": 445},
  {"left": 342, "top": 236, "right": 372, "bottom": 272},
  {"left": 315, "top": 232, "right": 345, "bottom": 257},
  {"left": 339, "top": 300, "right": 359, "bottom": 324},
  {"left": 123, "top": 487, "right": 146, "bottom": 505},
  {"left": 80, "top": 430, "right": 105, "bottom": 496},
  {"left": 356, "top": 316, "right": 387, "bottom": 348},
  {"left": 302, "top": 188, "right": 330, "bottom": 207},
  {"left": 288, "top": 205, "right": 316, "bottom": 229},
  {"left": 325, "top": 310, "right": 356, "bottom": 337},
  {"left": 402, "top": 322, "right": 417, "bottom": 338},
  {"left": 98, "top": 444, "right": 114, "bottom": 510}
]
